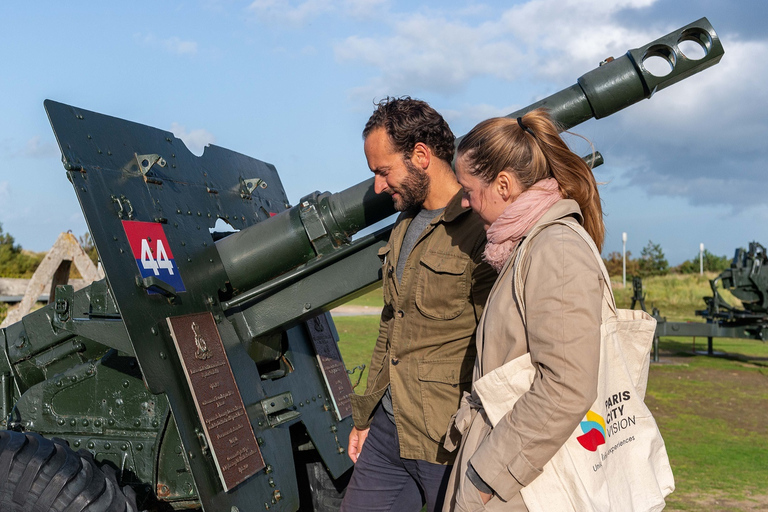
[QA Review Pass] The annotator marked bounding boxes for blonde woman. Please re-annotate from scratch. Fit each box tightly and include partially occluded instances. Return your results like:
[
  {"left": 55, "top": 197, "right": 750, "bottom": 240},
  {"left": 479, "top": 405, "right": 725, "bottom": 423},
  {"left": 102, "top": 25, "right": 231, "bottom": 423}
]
[{"left": 443, "top": 109, "right": 605, "bottom": 511}]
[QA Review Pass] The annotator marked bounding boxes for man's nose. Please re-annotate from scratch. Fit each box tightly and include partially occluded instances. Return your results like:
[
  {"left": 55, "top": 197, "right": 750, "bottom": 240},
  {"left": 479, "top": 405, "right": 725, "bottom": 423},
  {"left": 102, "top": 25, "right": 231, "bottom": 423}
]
[
  {"left": 373, "top": 175, "right": 387, "bottom": 194},
  {"left": 460, "top": 196, "right": 470, "bottom": 209}
]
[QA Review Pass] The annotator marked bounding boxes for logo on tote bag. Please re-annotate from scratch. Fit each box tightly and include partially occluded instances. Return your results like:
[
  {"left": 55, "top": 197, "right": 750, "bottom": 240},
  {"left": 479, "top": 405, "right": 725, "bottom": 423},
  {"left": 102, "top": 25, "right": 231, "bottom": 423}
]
[{"left": 576, "top": 410, "right": 606, "bottom": 451}]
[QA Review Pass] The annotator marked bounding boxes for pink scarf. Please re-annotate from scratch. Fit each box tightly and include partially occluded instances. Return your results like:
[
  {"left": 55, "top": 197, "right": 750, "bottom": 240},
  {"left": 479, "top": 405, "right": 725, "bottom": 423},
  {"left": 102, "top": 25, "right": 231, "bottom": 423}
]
[{"left": 484, "top": 178, "right": 563, "bottom": 272}]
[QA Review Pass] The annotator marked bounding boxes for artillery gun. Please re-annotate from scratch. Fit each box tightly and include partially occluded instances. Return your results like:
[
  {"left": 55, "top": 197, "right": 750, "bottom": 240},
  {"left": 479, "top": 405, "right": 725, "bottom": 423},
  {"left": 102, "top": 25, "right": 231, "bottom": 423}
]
[
  {"left": 653, "top": 241, "right": 767, "bottom": 355},
  {"left": 0, "top": 18, "right": 723, "bottom": 512}
]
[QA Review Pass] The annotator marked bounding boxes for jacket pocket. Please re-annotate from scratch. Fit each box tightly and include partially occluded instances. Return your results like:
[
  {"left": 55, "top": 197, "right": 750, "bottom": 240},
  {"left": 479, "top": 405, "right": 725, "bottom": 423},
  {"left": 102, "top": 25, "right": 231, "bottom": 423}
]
[
  {"left": 418, "top": 358, "right": 473, "bottom": 443},
  {"left": 415, "top": 251, "right": 470, "bottom": 320}
]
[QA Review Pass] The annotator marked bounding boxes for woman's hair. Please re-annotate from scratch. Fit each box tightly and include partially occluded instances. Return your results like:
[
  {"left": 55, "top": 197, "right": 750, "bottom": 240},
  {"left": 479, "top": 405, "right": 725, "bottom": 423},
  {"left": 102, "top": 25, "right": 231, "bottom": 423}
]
[{"left": 456, "top": 109, "right": 604, "bottom": 251}]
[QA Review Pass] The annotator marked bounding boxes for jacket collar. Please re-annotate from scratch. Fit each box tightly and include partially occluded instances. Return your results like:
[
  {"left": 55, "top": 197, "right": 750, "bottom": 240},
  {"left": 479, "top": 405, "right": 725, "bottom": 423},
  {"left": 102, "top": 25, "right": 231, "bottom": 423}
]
[
  {"left": 397, "top": 189, "right": 468, "bottom": 226},
  {"left": 440, "top": 190, "right": 469, "bottom": 223}
]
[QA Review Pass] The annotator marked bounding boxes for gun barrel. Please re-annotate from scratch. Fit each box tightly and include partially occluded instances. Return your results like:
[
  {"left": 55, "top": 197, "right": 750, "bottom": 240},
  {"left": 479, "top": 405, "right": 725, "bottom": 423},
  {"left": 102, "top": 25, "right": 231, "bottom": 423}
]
[
  {"left": 216, "top": 176, "right": 395, "bottom": 293},
  {"left": 503, "top": 17, "right": 723, "bottom": 130}
]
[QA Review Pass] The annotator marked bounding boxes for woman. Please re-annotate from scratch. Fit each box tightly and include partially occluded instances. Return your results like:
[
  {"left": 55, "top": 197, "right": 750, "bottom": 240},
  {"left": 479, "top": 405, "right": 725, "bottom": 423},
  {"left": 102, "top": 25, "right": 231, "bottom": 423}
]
[{"left": 443, "top": 109, "right": 605, "bottom": 511}]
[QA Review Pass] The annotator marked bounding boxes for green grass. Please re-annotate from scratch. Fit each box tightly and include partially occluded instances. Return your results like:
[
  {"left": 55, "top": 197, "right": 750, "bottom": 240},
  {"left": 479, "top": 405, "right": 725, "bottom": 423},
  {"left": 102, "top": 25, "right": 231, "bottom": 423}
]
[
  {"left": 611, "top": 272, "right": 742, "bottom": 321},
  {"left": 646, "top": 350, "right": 768, "bottom": 509},
  {"left": 345, "top": 288, "right": 384, "bottom": 307}
]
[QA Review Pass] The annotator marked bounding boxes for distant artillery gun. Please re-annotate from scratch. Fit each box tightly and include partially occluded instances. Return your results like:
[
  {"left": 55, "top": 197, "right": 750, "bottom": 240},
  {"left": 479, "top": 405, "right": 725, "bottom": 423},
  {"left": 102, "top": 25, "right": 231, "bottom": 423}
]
[{"left": 653, "top": 242, "right": 767, "bottom": 356}]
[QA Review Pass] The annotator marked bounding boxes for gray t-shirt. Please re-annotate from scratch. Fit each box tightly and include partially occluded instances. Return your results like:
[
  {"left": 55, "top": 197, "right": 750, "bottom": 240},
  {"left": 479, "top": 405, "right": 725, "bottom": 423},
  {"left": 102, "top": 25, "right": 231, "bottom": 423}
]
[{"left": 381, "top": 206, "right": 445, "bottom": 423}]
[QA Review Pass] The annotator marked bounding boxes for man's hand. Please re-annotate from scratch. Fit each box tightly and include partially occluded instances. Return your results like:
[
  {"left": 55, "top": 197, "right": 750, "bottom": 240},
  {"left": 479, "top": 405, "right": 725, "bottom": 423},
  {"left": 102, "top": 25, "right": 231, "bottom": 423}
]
[
  {"left": 479, "top": 491, "right": 493, "bottom": 504},
  {"left": 347, "top": 426, "right": 370, "bottom": 463}
]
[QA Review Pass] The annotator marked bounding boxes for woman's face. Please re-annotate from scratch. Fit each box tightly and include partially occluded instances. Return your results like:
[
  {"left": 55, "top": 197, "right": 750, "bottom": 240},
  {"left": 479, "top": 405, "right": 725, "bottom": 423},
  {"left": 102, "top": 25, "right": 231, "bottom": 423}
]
[{"left": 455, "top": 154, "right": 520, "bottom": 229}]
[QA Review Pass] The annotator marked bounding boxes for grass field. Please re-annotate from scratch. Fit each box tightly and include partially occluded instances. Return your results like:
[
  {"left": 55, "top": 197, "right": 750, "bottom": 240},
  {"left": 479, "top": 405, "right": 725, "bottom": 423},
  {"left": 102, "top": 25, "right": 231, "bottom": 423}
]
[{"left": 333, "top": 275, "right": 768, "bottom": 511}]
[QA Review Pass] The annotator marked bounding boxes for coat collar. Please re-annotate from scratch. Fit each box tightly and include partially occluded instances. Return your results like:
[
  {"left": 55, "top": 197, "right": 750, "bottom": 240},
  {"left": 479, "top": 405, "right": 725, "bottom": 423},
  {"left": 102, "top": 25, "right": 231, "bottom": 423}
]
[{"left": 397, "top": 189, "right": 469, "bottom": 226}]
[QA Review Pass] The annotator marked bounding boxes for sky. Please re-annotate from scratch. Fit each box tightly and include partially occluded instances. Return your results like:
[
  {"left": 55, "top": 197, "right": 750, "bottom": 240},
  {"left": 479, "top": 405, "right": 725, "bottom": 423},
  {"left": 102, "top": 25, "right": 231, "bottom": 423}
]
[{"left": 1, "top": 0, "right": 766, "bottom": 266}]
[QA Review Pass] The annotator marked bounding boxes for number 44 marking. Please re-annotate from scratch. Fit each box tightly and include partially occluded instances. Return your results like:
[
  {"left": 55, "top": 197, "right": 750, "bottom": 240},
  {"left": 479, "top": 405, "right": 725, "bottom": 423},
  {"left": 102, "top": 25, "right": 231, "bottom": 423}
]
[{"left": 141, "top": 238, "right": 175, "bottom": 276}]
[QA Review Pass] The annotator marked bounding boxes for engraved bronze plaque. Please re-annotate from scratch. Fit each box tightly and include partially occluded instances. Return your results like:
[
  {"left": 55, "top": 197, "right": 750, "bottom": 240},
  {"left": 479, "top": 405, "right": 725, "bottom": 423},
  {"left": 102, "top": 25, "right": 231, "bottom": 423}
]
[
  {"left": 167, "top": 312, "right": 265, "bottom": 491},
  {"left": 306, "top": 315, "right": 353, "bottom": 420}
]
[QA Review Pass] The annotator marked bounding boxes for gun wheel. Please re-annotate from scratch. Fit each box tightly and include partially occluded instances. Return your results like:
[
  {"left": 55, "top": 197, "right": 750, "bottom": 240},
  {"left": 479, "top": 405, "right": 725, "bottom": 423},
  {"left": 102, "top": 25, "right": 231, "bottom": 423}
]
[
  {"left": 295, "top": 451, "right": 351, "bottom": 511},
  {"left": 0, "top": 430, "right": 141, "bottom": 512}
]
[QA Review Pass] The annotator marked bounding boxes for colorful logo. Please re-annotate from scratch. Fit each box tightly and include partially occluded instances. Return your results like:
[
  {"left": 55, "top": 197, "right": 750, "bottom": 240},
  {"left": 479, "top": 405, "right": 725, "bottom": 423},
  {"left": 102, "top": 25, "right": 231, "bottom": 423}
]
[
  {"left": 577, "top": 410, "right": 606, "bottom": 451},
  {"left": 122, "top": 220, "right": 186, "bottom": 294}
]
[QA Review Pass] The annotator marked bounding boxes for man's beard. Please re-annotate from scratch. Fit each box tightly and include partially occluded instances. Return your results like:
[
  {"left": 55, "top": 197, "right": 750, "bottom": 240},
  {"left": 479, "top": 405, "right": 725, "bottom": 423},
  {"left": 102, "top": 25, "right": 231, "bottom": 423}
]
[{"left": 392, "top": 159, "right": 430, "bottom": 211}]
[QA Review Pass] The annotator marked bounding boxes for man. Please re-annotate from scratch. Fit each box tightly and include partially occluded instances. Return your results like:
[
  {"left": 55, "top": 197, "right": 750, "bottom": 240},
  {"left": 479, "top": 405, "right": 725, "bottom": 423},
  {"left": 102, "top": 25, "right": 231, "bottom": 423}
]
[{"left": 341, "top": 97, "right": 496, "bottom": 512}]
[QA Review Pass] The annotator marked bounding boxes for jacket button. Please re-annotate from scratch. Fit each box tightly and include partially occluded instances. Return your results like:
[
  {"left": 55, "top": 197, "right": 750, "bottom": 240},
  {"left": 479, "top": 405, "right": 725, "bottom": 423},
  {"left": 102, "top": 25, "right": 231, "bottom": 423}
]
[
  {"left": 396, "top": 310, "right": 404, "bottom": 318},
  {"left": 391, "top": 358, "right": 399, "bottom": 366},
  {"left": 388, "top": 267, "right": 394, "bottom": 275}
]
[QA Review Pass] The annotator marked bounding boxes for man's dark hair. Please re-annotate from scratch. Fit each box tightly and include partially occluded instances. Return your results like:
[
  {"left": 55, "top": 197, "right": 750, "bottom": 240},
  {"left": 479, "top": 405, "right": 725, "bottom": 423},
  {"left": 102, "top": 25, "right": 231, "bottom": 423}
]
[{"left": 363, "top": 96, "right": 455, "bottom": 163}]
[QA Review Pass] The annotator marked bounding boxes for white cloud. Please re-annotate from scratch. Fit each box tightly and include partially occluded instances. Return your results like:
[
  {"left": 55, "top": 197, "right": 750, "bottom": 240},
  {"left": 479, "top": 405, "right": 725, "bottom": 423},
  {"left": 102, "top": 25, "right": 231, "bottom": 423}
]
[
  {"left": 334, "top": 0, "right": 666, "bottom": 96},
  {"left": 15, "top": 136, "right": 59, "bottom": 158},
  {"left": 170, "top": 123, "right": 216, "bottom": 156},
  {"left": 136, "top": 33, "right": 198, "bottom": 56},
  {"left": 343, "top": 0, "right": 389, "bottom": 19},
  {"left": 336, "top": 15, "right": 524, "bottom": 96},
  {"left": 163, "top": 37, "right": 198, "bottom": 55},
  {"left": 247, "top": 0, "right": 333, "bottom": 26}
]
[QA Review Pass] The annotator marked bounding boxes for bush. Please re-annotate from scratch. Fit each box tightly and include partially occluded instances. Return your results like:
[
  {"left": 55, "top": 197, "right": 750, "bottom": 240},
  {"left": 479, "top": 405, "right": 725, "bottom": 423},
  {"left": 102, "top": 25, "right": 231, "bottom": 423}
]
[
  {"left": 674, "top": 249, "right": 730, "bottom": 274},
  {"left": 0, "top": 223, "right": 43, "bottom": 278},
  {"left": 603, "top": 250, "right": 639, "bottom": 278},
  {"left": 639, "top": 240, "right": 669, "bottom": 277}
]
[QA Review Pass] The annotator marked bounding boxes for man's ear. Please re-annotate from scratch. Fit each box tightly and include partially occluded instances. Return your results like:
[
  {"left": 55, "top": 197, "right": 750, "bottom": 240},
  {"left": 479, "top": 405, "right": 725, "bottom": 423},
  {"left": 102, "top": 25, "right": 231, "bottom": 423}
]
[{"left": 411, "top": 142, "right": 431, "bottom": 170}]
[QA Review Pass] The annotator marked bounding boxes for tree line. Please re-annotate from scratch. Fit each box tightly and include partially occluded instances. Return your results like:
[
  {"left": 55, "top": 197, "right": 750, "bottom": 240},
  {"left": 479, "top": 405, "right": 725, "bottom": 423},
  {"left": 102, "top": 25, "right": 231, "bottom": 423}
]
[
  {"left": 0, "top": 223, "right": 733, "bottom": 280},
  {"left": 602, "top": 240, "right": 731, "bottom": 278}
]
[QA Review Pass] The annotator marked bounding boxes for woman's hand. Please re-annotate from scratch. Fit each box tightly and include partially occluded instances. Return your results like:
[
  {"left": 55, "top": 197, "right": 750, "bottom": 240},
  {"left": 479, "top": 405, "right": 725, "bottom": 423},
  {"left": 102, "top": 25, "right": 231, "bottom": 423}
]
[{"left": 479, "top": 491, "right": 493, "bottom": 504}]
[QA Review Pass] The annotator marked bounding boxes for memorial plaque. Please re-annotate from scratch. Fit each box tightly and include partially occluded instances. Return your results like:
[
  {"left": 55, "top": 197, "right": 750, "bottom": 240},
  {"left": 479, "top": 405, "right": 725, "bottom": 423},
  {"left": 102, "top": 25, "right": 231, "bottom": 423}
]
[
  {"left": 305, "top": 315, "right": 353, "bottom": 420},
  {"left": 167, "top": 312, "right": 265, "bottom": 491}
]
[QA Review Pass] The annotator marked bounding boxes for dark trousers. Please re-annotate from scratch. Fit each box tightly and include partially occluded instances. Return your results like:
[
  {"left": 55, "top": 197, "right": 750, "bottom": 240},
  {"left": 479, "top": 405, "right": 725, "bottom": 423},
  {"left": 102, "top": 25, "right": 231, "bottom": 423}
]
[{"left": 340, "top": 404, "right": 452, "bottom": 512}]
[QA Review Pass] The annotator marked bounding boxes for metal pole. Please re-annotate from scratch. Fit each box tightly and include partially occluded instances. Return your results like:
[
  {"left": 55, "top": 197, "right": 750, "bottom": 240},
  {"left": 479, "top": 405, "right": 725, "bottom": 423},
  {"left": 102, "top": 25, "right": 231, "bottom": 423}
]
[
  {"left": 622, "top": 232, "right": 627, "bottom": 288},
  {"left": 700, "top": 243, "right": 705, "bottom": 275}
]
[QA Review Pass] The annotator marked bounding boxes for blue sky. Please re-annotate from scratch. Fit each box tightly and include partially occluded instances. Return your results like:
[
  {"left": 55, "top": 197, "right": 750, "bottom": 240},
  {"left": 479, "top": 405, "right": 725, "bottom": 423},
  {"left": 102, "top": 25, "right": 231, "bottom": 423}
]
[{"left": 1, "top": 0, "right": 766, "bottom": 265}]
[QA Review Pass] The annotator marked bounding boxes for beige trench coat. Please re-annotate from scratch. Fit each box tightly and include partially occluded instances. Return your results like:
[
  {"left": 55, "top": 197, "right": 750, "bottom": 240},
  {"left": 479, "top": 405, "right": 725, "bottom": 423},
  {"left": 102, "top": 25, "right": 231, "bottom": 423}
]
[{"left": 443, "top": 200, "right": 604, "bottom": 511}]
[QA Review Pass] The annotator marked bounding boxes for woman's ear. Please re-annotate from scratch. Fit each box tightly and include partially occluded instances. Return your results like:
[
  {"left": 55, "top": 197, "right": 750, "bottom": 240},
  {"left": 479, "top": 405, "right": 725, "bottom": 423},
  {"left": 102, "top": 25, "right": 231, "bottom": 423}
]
[{"left": 496, "top": 170, "right": 522, "bottom": 202}]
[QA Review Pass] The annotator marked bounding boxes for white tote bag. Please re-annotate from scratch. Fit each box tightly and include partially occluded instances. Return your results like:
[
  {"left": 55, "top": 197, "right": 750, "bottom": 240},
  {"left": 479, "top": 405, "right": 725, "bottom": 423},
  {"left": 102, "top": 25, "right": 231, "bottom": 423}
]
[{"left": 473, "top": 220, "right": 674, "bottom": 512}]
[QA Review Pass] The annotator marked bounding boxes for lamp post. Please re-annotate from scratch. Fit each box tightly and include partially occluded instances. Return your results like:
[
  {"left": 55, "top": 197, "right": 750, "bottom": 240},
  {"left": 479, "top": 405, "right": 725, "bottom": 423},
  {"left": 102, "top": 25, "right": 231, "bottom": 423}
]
[
  {"left": 700, "top": 243, "right": 704, "bottom": 275},
  {"left": 622, "top": 232, "right": 627, "bottom": 288}
]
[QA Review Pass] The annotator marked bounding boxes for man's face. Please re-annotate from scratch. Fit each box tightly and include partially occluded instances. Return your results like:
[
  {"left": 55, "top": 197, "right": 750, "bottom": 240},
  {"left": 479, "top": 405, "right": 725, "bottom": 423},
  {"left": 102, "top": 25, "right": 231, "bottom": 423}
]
[{"left": 364, "top": 127, "right": 429, "bottom": 211}]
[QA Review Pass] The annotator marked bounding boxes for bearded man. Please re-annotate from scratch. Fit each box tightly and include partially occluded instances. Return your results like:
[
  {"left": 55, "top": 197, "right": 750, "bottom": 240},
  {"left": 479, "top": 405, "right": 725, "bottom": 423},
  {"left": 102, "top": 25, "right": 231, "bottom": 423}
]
[{"left": 341, "top": 97, "right": 496, "bottom": 512}]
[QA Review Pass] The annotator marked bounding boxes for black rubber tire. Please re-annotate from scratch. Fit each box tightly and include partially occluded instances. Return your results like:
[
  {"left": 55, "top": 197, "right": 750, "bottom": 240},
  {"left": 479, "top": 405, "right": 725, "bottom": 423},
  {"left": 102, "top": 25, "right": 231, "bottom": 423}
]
[
  {"left": 0, "top": 430, "right": 140, "bottom": 512},
  {"left": 299, "top": 458, "right": 351, "bottom": 511}
]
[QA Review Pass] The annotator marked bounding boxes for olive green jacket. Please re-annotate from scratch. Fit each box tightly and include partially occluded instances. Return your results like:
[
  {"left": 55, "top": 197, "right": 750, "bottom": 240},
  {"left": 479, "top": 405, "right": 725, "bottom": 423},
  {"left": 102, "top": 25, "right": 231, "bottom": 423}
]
[{"left": 350, "top": 191, "right": 497, "bottom": 464}]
